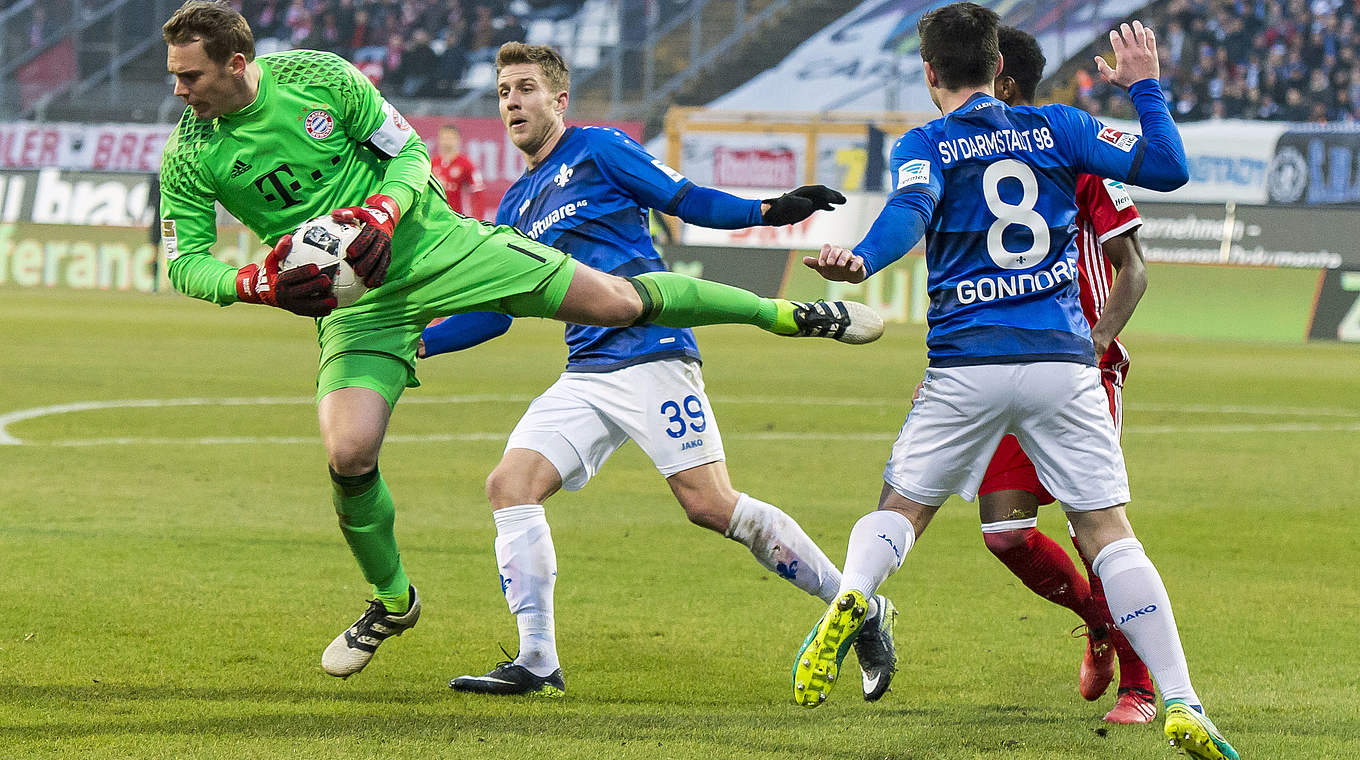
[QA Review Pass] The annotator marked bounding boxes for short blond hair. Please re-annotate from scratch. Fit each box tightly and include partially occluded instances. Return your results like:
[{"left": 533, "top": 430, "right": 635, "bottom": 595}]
[
  {"left": 495, "top": 42, "right": 570, "bottom": 93},
  {"left": 162, "top": 0, "right": 255, "bottom": 64}
]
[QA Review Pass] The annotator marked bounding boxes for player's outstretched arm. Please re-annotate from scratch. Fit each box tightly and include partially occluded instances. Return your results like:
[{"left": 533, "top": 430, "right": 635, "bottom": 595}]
[
  {"left": 1065, "top": 22, "right": 1185, "bottom": 191},
  {"left": 670, "top": 184, "right": 845, "bottom": 230},
  {"left": 589, "top": 129, "right": 844, "bottom": 231},
  {"left": 417, "top": 312, "right": 514, "bottom": 358},
  {"left": 1088, "top": 230, "right": 1147, "bottom": 356},
  {"left": 806, "top": 187, "right": 931, "bottom": 282}
]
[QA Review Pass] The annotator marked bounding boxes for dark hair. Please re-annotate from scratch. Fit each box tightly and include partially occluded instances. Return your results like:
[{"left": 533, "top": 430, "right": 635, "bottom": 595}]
[
  {"left": 918, "top": 2, "right": 1000, "bottom": 91},
  {"left": 495, "top": 41, "right": 570, "bottom": 93},
  {"left": 997, "top": 26, "right": 1046, "bottom": 103},
  {"left": 162, "top": 0, "right": 255, "bottom": 64}
]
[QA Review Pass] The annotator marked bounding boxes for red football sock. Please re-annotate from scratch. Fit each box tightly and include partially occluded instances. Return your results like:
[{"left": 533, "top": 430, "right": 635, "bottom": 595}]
[
  {"left": 1074, "top": 533, "right": 1154, "bottom": 692},
  {"left": 986, "top": 528, "right": 1102, "bottom": 628}
]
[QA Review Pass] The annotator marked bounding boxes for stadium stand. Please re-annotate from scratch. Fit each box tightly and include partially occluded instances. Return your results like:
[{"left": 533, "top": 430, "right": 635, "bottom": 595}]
[
  {"left": 243, "top": 0, "right": 591, "bottom": 97},
  {"left": 1066, "top": 0, "right": 1360, "bottom": 123},
  {"left": 0, "top": 0, "right": 623, "bottom": 120}
]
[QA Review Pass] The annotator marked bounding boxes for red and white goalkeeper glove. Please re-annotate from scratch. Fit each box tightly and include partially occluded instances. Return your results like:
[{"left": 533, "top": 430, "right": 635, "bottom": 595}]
[
  {"left": 235, "top": 234, "right": 337, "bottom": 318},
  {"left": 330, "top": 193, "right": 398, "bottom": 288}
]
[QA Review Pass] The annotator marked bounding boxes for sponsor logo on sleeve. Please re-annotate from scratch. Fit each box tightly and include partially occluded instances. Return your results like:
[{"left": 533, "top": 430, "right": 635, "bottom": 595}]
[
  {"left": 1097, "top": 126, "right": 1138, "bottom": 152},
  {"left": 651, "top": 159, "right": 686, "bottom": 183},
  {"left": 1102, "top": 178, "right": 1134, "bottom": 210},
  {"left": 161, "top": 219, "right": 179, "bottom": 260},
  {"left": 896, "top": 159, "right": 931, "bottom": 189},
  {"left": 304, "top": 110, "right": 335, "bottom": 139}
]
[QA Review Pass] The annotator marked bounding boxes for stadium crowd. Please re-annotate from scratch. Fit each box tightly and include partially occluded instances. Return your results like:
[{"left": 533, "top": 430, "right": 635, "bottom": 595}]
[
  {"left": 238, "top": 0, "right": 585, "bottom": 95},
  {"left": 1073, "top": 0, "right": 1360, "bottom": 122}
]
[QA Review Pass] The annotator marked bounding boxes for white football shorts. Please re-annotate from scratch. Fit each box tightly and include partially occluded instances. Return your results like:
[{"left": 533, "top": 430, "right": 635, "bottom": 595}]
[
  {"left": 504, "top": 358, "right": 725, "bottom": 490},
  {"left": 883, "top": 362, "right": 1131, "bottom": 511}
]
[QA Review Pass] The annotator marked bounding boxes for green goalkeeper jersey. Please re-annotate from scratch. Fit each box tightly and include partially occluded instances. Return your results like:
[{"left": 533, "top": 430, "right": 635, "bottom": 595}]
[{"left": 159, "top": 49, "right": 466, "bottom": 305}]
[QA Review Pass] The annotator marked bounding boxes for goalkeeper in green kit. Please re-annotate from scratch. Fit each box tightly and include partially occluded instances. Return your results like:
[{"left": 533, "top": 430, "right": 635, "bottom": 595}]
[{"left": 158, "top": 0, "right": 882, "bottom": 679}]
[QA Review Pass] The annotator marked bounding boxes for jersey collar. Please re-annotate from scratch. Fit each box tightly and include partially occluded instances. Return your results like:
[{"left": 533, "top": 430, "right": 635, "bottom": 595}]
[
  {"left": 221, "top": 61, "right": 273, "bottom": 122},
  {"left": 950, "top": 91, "right": 1002, "bottom": 115},
  {"left": 524, "top": 126, "right": 577, "bottom": 176}
]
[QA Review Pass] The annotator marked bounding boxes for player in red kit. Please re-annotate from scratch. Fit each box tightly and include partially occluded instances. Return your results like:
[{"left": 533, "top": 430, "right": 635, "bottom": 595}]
[
  {"left": 432, "top": 124, "right": 486, "bottom": 219},
  {"left": 979, "top": 26, "right": 1157, "bottom": 725}
]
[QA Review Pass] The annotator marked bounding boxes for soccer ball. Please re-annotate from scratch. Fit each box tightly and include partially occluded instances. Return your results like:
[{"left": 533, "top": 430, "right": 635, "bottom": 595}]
[{"left": 286, "top": 215, "right": 368, "bottom": 308}]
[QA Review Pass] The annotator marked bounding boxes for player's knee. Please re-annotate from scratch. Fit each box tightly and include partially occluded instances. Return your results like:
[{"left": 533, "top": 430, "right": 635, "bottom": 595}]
[
  {"left": 327, "top": 444, "right": 379, "bottom": 477},
  {"left": 484, "top": 466, "right": 515, "bottom": 505},
  {"left": 983, "top": 528, "right": 1032, "bottom": 556},
  {"left": 677, "top": 489, "right": 737, "bottom": 534},
  {"left": 682, "top": 502, "right": 729, "bottom": 533},
  {"left": 485, "top": 462, "right": 544, "bottom": 507}
]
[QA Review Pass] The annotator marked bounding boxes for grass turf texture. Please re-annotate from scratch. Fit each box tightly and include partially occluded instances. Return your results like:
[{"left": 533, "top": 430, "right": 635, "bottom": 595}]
[{"left": 2, "top": 287, "right": 1357, "bottom": 759}]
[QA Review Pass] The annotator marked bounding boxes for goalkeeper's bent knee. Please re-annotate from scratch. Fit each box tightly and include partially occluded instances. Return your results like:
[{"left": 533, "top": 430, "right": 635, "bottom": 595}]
[{"left": 330, "top": 466, "right": 380, "bottom": 498}]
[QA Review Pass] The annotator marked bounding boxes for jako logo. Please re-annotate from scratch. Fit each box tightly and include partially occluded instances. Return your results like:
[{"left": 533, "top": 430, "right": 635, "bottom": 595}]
[
  {"left": 877, "top": 533, "right": 902, "bottom": 560},
  {"left": 776, "top": 559, "right": 799, "bottom": 580},
  {"left": 500, "top": 574, "right": 512, "bottom": 595},
  {"left": 1119, "top": 604, "right": 1158, "bottom": 625}
]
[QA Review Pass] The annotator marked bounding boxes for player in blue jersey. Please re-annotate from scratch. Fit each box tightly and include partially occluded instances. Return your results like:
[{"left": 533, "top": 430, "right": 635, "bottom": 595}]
[
  {"left": 791, "top": 6, "right": 1238, "bottom": 760},
  {"left": 432, "top": 42, "right": 899, "bottom": 699}
]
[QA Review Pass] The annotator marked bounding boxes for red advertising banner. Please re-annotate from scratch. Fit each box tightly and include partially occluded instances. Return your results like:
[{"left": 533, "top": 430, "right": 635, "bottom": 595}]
[
  {"left": 0, "top": 115, "right": 641, "bottom": 212},
  {"left": 0, "top": 122, "right": 172, "bottom": 172},
  {"left": 407, "top": 116, "right": 642, "bottom": 217}
]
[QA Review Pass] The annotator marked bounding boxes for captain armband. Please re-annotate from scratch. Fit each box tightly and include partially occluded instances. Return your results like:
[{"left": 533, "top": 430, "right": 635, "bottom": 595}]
[{"left": 363, "top": 101, "right": 414, "bottom": 160}]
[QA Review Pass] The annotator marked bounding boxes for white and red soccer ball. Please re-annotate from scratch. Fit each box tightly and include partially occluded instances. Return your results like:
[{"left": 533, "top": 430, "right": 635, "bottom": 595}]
[{"left": 285, "top": 215, "right": 368, "bottom": 308}]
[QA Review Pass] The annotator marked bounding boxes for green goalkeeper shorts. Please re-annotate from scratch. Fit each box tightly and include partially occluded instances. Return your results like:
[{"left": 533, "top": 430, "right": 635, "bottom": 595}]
[{"left": 314, "top": 224, "right": 577, "bottom": 406}]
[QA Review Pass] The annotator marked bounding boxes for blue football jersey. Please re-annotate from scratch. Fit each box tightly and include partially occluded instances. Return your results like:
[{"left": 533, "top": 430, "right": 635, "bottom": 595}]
[
  {"left": 887, "top": 94, "right": 1163, "bottom": 367},
  {"left": 497, "top": 126, "right": 700, "bottom": 371}
]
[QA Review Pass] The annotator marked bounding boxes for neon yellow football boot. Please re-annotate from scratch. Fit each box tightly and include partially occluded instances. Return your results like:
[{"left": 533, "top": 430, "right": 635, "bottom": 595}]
[
  {"left": 792, "top": 590, "right": 869, "bottom": 707},
  {"left": 1164, "top": 698, "right": 1240, "bottom": 759}
]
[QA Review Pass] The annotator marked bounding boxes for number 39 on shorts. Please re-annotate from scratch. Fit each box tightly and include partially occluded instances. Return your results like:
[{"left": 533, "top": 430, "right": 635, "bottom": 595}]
[{"left": 660, "top": 395, "right": 707, "bottom": 438}]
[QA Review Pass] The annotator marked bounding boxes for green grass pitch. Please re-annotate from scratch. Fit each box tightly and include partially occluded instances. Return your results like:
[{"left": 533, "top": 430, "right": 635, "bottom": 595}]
[{"left": 2, "top": 287, "right": 1357, "bottom": 759}]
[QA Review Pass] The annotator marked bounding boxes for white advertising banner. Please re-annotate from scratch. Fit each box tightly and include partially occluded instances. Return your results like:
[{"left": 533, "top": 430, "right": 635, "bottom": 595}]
[
  {"left": 0, "top": 122, "right": 172, "bottom": 172},
  {"left": 681, "top": 190, "right": 891, "bottom": 250},
  {"left": 1104, "top": 118, "right": 1286, "bottom": 204}
]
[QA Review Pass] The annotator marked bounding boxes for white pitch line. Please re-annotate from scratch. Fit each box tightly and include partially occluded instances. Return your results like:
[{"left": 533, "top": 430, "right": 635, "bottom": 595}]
[
  {"left": 0, "top": 395, "right": 529, "bottom": 446},
  {"left": 3, "top": 395, "right": 1358, "bottom": 446},
  {"left": 1129, "top": 402, "right": 1360, "bottom": 418},
  {"left": 32, "top": 422, "right": 1360, "bottom": 447}
]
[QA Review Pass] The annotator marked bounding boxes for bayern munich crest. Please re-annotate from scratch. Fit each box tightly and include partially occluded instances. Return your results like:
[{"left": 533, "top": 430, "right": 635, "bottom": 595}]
[{"left": 304, "top": 109, "right": 335, "bottom": 139}]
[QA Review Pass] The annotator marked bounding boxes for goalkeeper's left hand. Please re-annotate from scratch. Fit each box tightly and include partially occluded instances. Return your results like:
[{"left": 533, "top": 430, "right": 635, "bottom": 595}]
[
  {"left": 331, "top": 193, "right": 398, "bottom": 288},
  {"left": 762, "top": 185, "right": 846, "bottom": 226}
]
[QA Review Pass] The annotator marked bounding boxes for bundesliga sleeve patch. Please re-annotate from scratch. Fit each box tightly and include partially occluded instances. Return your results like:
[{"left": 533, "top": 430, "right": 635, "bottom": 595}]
[
  {"left": 896, "top": 159, "right": 931, "bottom": 189},
  {"left": 1096, "top": 126, "right": 1139, "bottom": 152},
  {"left": 650, "top": 159, "right": 686, "bottom": 183},
  {"left": 161, "top": 219, "right": 179, "bottom": 260},
  {"left": 1102, "top": 178, "right": 1134, "bottom": 210}
]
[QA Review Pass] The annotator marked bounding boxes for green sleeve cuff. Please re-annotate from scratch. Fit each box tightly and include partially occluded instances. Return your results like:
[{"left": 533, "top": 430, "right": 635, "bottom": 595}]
[{"left": 168, "top": 254, "right": 242, "bottom": 305}]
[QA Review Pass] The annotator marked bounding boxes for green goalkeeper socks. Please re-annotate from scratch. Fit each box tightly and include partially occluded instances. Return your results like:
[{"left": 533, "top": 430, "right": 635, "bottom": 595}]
[
  {"left": 331, "top": 467, "right": 411, "bottom": 614},
  {"left": 629, "top": 272, "right": 797, "bottom": 333}
]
